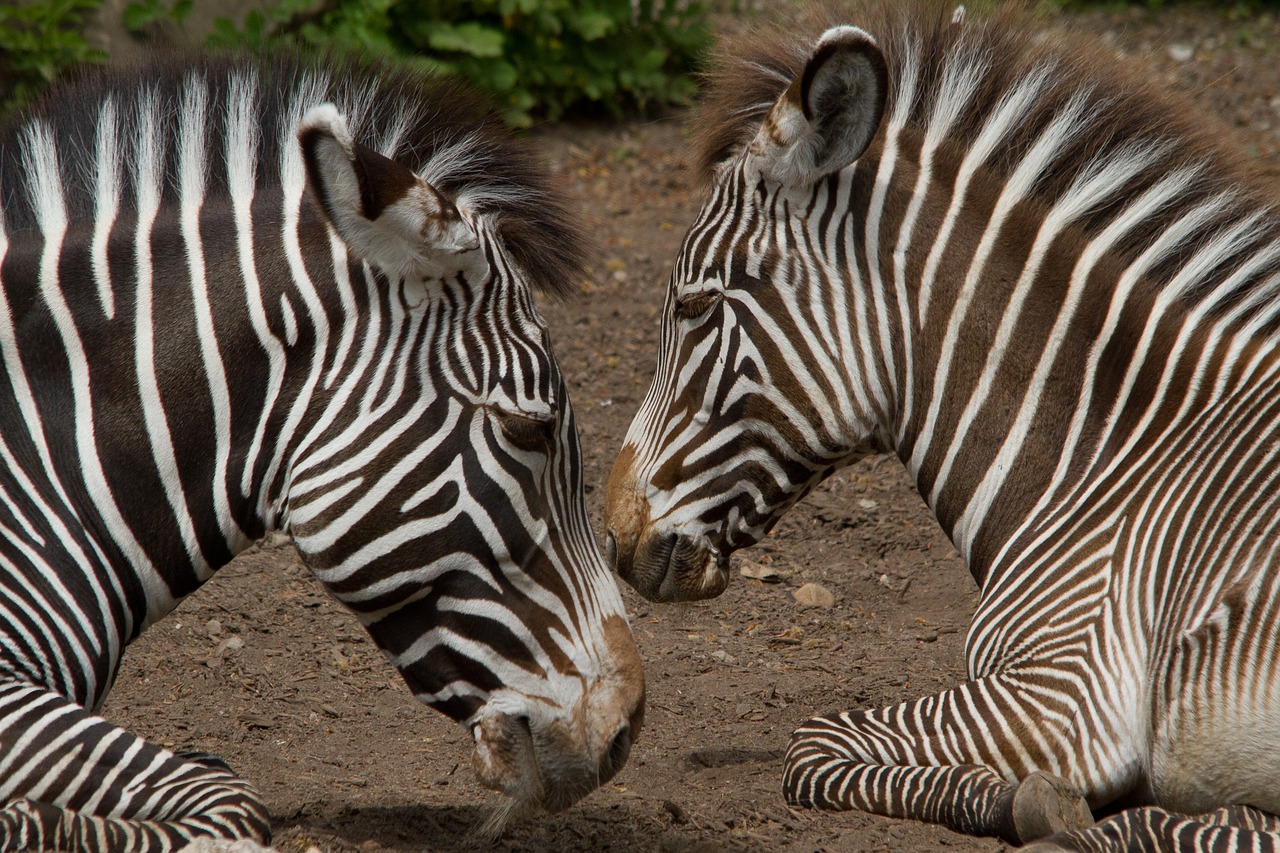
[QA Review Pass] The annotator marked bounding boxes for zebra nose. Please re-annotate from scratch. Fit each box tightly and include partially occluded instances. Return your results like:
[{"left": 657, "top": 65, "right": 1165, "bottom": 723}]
[
  {"left": 616, "top": 531, "right": 675, "bottom": 599},
  {"left": 601, "top": 722, "right": 633, "bottom": 781},
  {"left": 604, "top": 529, "right": 619, "bottom": 569},
  {"left": 621, "top": 530, "right": 730, "bottom": 602},
  {"left": 605, "top": 524, "right": 648, "bottom": 590}
]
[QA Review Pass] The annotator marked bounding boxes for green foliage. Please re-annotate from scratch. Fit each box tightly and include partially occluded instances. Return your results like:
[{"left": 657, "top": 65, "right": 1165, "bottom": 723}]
[
  {"left": 0, "top": 0, "right": 106, "bottom": 113},
  {"left": 209, "top": 0, "right": 715, "bottom": 126},
  {"left": 122, "top": 0, "right": 192, "bottom": 34},
  {"left": 1044, "top": 0, "right": 1280, "bottom": 9},
  {"left": 206, "top": 0, "right": 326, "bottom": 50}
]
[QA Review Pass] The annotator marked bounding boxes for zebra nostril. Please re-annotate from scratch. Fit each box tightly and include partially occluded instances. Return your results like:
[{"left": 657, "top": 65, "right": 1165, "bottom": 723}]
[
  {"left": 604, "top": 723, "right": 632, "bottom": 777},
  {"left": 605, "top": 529, "right": 619, "bottom": 569}
]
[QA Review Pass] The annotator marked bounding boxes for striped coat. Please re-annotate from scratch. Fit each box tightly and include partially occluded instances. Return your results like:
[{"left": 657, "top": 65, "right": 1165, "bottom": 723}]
[
  {"left": 0, "top": 54, "right": 643, "bottom": 851},
  {"left": 606, "top": 3, "right": 1280, "bottom": 849}
]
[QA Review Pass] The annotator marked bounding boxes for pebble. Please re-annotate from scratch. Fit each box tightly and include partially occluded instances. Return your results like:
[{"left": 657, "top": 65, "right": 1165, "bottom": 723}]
[
  {"left": 876, "top": 573, "right": 911, "bottom": 594},
  {"left": 1168, "top": 44, "right": 1194, "bottom": 63},
  {"left": 738, "top": 558, "right": 783, "bottom": 582},
  {"left": 206, "top": 636, "right": 244, "bottom": 668},
  {"left": 792, "top": 582, "right": 836, "bottom": 608}
]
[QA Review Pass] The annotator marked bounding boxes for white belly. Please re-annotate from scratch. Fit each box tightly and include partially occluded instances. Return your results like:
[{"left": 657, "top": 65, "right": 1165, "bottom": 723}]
[{"left": 1152, "top": 702, "right": 1280, "bottom": 814}]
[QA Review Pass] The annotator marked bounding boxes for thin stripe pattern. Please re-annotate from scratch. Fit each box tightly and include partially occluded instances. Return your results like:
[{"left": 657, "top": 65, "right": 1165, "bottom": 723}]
[
  {"left": 0, "top": 53, "right": 641, "bottom": 851},
  {"left": 606, "top": 2, "right": 1280, "bottom": 849}
]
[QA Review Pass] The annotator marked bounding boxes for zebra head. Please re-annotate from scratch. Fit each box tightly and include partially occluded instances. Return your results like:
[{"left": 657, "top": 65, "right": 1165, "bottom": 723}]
[
  {"left": 607, "top": 27, "right": 890, "bottom": 602},
  {"left": 289, "top": 105, "right": 644, "bottom": 812}
]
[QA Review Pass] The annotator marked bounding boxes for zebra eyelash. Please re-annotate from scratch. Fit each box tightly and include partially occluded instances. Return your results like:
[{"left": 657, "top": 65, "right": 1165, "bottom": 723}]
[
  {"left": 674, "top": 290, "right": 723, "bottom": 320},
  {"left": 489, "top": 405, "right": 557, "bottom": 453}
]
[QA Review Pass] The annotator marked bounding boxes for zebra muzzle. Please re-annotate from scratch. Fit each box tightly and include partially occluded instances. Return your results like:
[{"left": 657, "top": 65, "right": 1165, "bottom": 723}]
[
  {"left": 605, "top": 455, "right": 732, "bottom": 602},
  {"left": 609, "top": 528, "right": 730, "bottom": 603},
  {"left": 467, "top": 616, "right": 644, "bottom": 813},
  {"left": 469, "top": 705, "right": 638, "bottom": 813}
]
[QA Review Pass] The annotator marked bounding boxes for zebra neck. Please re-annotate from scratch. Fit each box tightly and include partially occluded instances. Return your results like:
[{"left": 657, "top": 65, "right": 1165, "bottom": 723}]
[{"left": 880, "top": 156, "right": 1280, "bottom": 587}]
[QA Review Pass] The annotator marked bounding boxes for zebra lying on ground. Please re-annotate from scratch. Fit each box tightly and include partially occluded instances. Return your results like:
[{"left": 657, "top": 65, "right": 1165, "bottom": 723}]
[
  {"left": 0, "top": 52, "right": 644, "bottom": 852},
  {"left": 605, "top": 1, "right": 1280, "bottom": 849}
]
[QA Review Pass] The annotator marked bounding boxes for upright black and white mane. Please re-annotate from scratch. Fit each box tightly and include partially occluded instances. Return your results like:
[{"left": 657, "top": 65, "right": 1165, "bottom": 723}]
[
  {"left": 0, "top": 52, "right": 585, "bottom": 295},
  {"left": 695, "top": 1, "right": 1280, "bottom": 325}
]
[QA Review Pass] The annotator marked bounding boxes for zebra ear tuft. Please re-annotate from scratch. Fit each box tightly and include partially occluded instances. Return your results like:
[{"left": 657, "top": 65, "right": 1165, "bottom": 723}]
[
  {"left": 298, "top": 104, "right": 480, "bottom": 281},
  {"left": 750, "top": 26, "right": 888, "bottom": 186}
]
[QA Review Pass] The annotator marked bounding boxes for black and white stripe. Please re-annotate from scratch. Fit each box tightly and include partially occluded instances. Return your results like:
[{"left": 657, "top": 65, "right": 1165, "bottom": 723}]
[
  {"left": 0, "top": 53, "right": 642, "bottom": 852},
  {"left": 607, "top": 2, "right": 1280, "bottom": 849}
]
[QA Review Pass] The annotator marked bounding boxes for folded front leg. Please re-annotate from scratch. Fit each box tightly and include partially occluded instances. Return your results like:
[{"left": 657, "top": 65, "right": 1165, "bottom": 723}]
[
  {"left": 0, "top": 682, "right": 269, "bottom": 852},
  {"left": 1023, "top": 805, "right": 1280, "bottom": 852},
  {"left": 783, "top": 669, "right": 1103, "bottom": 844}
]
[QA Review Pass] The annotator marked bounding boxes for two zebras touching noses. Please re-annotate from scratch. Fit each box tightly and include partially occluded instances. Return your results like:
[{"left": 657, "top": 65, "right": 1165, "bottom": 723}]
[{"left": 6, "top": 0, "right": 1280, "bottom": 850}]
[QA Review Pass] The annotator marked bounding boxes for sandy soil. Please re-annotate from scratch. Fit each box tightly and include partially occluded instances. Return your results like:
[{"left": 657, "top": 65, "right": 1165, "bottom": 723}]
[{"left": 99, "top": 5, "right": 1280, "bottom": 852}]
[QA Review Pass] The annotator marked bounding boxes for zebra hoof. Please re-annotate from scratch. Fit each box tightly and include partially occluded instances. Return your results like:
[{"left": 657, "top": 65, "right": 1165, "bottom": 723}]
[{"left": 1012, "top": 771, "right": 1094, "bottom": 843}]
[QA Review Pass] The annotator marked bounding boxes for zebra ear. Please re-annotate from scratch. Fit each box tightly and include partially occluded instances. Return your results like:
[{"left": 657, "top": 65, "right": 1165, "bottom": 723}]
[
  {"left": 298, "top": 104, "right": 480, "bottom": 280},
  {"left": 749, "top": 26, "right": 888, "bottom": 186}
]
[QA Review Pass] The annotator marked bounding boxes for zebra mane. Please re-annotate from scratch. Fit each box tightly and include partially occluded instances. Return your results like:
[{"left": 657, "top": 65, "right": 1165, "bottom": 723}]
[
  {"left": 695, "top": 1, "right": 1280, "bottom": 320},
  {"left": 0, "top": 51, "right": 584, "bottom": 297}
]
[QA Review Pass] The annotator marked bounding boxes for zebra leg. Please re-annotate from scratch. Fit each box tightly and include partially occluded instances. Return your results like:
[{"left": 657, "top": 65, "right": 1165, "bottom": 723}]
[
  {"left": 0, "top": 682, "right": 270, "bottom": 852},
  {"left": 1201, "top": 805, "right": 1280, "bottom": 831},
  {"left": 783, "top": 676, "right": 1095, "bottom": 844},
  {"left": 1022, "top": 805, "right": 1280, "bottom": 852}
]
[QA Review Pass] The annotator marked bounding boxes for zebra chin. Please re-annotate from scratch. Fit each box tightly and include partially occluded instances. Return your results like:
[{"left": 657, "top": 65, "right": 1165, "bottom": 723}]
[
  {"left": 462, "top": 615, "right": 645, "bottom": 814},
  {"left": 468, "top": 698, "right": 640, "bottom": 814},
  {"left": 607, "top": 527, "right": 731, "bottom": 603}
]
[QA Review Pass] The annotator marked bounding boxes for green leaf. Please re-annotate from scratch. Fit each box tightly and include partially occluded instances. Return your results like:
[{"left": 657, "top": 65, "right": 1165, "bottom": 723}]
[
  {"left": 88, "top": 0, "right": 712, "bottom": 125},
  {"left": 479, "top": 58, "right": 518, "bottom": 91},
  {"left": 244, "top": 9, "right": 265, "bottom": 31},
  {"left": 426, "top": 21, "right": 505, "bottom": 57},
  {"left": 565, "top": 9, "right": 613, "bottom": 40},
  {"left": 0, "top": 0, "right": 106, "bottom": 111},
  {"left": 205, "top": 16, "right": 242, "bottom": 46},
  {"left": 122, "top": 0, "right": 158, "bottom": 32}
]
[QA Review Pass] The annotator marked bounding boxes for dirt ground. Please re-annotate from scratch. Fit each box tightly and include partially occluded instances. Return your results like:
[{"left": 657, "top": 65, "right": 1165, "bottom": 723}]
[{"left": 99, "top": 5, "right": 1280, "bottom": 852}]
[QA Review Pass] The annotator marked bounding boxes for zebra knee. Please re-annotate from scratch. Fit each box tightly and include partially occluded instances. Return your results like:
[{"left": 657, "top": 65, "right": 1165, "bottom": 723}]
[
  {"left": 1023, "top": 806, "right": 1280, "bottom": 853},
  {"left": 190, "top": 782, "right": 272, "bottom": 844},
  {"left": 173, "top": 750, "right": 235, "bottom": 777},
  {"left": 782, "top": 713, "right": 863, "bottom": 808},
  {"left": 0, "top": 789, "right": 272, "bottom": 853},
  {"left": 0, "top": 799, "right": 66, "bottom": 851}
]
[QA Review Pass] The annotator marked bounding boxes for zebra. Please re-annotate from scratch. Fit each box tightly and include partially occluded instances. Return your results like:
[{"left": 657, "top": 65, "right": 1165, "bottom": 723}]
[
  {"left": 0, "top": 52, "right": 644, "bottom": 852},
  {"left": 604, "top": 1, "right": 1280, "bottom": 850}
]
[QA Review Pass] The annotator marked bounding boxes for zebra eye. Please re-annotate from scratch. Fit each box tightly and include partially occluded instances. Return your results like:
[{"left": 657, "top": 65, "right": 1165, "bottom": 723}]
[
  {"left": 492, "top": 407, "right": 557, "bottom": 452},
  {"left": 674, "top": 290, "right": 722, "bottom": 320}
]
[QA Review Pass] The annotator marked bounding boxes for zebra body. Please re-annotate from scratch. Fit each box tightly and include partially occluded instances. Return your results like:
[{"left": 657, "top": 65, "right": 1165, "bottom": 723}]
[
  {"left": 0, "top": 54, "right": 643, "bottom": 851},
  {"left": 606, "top": 3, "right": 1280, "bottom": 849}
]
